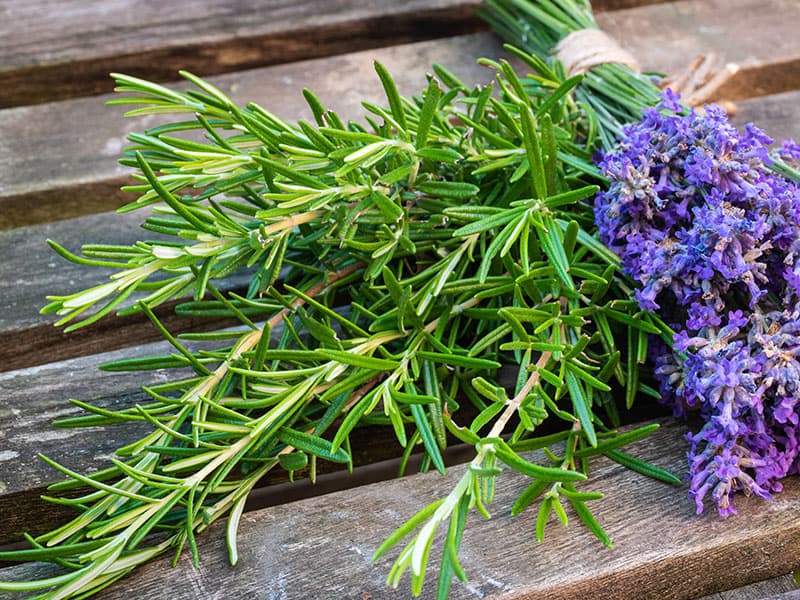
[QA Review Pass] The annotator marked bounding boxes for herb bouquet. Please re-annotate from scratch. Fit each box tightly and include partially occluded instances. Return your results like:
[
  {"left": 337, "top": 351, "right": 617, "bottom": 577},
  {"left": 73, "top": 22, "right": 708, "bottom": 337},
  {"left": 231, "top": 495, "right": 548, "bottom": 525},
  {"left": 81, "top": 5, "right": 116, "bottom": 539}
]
[
  {"left": 2, "top": 1, "right": 798, "bottom": 600},
  {"left": 480, "top": 0, "right": 800, "bottom": 518}
]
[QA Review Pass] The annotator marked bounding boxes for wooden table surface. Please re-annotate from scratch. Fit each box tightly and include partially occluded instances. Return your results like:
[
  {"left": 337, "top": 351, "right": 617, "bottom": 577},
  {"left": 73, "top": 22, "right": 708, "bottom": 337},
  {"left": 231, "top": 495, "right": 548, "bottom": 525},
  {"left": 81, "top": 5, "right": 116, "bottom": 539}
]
[{"left": 1, "top": 1, "right": 799, "bottom": 598}]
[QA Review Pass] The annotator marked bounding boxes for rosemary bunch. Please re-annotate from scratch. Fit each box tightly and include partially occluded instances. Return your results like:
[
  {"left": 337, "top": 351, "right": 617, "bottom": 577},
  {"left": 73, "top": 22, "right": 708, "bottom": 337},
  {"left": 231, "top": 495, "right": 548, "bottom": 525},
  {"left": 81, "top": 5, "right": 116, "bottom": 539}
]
[
  {"left": 478, "top": 0, "right": 663, "bottom": 148},
  {"left": 1, "top": 50, "right": 676, "bottom": 599}
]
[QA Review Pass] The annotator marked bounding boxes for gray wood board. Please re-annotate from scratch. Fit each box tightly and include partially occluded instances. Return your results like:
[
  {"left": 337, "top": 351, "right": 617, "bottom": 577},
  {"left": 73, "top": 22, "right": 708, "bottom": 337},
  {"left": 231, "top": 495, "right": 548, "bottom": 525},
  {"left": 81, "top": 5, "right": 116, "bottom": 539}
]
[
  {"left": 733, "top": 90, "right": 800, "bottom": 143},
  {"left": 0, "top": 342, "right": 176, "bottom": 543},
  {"left": 0, "top": 0, "right": 485, "bottom": 108},
  {"left": 0, "top": 32, "right": 503, "bottom": 228},
  {"left": 0, "top": 209, "right": 255, "bottom": 372},
  {"left": 0, "top": 0, "right": 672, "bottom": 109},
  {"left": 2, "top": 419, "right": 799, "bottom": 600},
  {"left": 596, "top": 0, "right": 800, "bottom": 102},
  {"left": 699, "top": 576, "right": 798, "bottom": 600},
  {"left": 761, "top": 592, "right": 800, "bottom": 600}
]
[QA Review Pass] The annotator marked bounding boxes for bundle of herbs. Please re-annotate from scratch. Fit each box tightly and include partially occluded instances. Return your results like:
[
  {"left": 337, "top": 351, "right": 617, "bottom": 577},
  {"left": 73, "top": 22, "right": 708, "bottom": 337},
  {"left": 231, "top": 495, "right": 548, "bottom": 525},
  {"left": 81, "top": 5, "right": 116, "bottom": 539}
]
[
  {"left": 0, "top": 37, "right": 673, "bottom": 600},
  {"left": 482, "top": 0, "right": 800, "bottom": 517},
  {"left": 0, "top": 27, "right": 675, "bottom": 598},
  {"left": 3, "top": 1, "right": 797, "bottom": 599}
]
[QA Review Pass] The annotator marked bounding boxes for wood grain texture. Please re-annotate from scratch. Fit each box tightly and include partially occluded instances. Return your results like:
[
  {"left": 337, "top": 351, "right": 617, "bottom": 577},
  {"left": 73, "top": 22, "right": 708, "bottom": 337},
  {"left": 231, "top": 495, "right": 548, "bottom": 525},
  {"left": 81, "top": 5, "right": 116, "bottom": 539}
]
[
  {"left": 0, "top": 210, "right": 255, "bottom": 372},
  {"left": 2, "top": 419, "right": 798, "bottom": 600},
  {"left": 698, "top": 576, "right": 798, "bottom": 600},
  {"left": 1, "top": 0, "right": 797, "bottom": 229},
  {"left": 0, "top": 0, "right": 673, "bottom": 109},
  {"left": 0, "top": 345, "right": 165, "bottom": 544},
  {"left": 733, "top": 90, "right": 800, "bottom": 142},
  {"left": 761, "top": 592, "right": 800, "bottom": 600},
  {"left": 597, "top": 0, "right": 800, "bottom": 102},
  {"left": 0, "top": 32, "right": 504, "bottom": 229},
  {"left": 0, "top": 0, "right": 486, "bottom": 109}
]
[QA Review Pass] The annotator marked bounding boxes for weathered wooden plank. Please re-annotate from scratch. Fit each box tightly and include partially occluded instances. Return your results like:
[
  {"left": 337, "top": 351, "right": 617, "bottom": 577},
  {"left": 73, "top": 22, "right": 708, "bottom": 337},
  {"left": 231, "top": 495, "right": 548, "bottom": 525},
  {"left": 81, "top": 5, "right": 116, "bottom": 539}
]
[
  {"left": 0, "top": 209, "right": 257, "bottom": 372},
  {"left": 0, "top": 345, "right": 162, "bottom": 544},
  {"left": 598, "top": 0, "right": 800, "bottom": 102},
  {"left": 761, "top": 592, "right": 800, "bottom": 600},
  {"left": 699, "top": 576, "right": 798, "bottom": 600},
  {"left": 733, "top": 90, "right": 800, "bottom": 143},
  {"left": 1, "top": 419, "right": 798, "bottom": 600},
  {"left": 0, "top": 0, "right": 674, "bottom": 109},
  {"left": 0, "top": 0, "right": 487, "bottom": 109},
  {"left": 0, "top": 32, "right": 503, "bottom": 229},
  {"left": 2, "top": 0, "right": 798, "bottom": 229}
]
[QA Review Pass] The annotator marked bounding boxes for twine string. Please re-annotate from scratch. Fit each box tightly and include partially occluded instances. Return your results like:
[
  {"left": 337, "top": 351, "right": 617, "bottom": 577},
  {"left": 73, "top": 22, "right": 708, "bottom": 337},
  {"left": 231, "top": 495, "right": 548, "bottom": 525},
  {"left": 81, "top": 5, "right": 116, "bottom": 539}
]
[{"left": 555, "top": 28, "right": 640, "bottom": 75}]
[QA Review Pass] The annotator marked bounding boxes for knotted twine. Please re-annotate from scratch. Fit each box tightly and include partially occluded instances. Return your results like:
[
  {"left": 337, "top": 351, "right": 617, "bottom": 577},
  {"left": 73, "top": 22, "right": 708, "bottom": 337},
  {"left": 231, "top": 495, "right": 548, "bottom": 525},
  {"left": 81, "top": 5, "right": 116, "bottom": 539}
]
[
  {"left": 555, "top": 28, "right": 641, "bottom": 75},
  {"left": 555, "top": 27, "right": 740, "bottom": 110}
]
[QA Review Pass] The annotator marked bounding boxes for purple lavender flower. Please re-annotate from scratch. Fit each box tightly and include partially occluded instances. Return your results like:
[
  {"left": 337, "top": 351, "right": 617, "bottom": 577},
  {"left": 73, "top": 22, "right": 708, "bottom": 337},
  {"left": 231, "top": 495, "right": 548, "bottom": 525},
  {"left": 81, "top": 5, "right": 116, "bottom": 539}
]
[
  {"left": 595, "top": 97, "right": 800, "bottom": 321},
  {"left": 779, "top": 139, "right": 800, "bottom": 163},
  {"left": 595, "top": 92, "right": 800, "bottom": 516},
  {"left": 687, "top": 435, "right": 771, "bottom": 517}
]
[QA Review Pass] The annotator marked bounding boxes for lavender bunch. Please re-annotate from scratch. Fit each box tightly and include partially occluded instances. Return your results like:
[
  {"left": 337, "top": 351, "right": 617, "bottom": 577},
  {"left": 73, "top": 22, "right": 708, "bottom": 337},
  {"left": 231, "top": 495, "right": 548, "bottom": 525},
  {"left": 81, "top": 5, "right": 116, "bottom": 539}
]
[
  {"left": 482, "top": 0, "right": 800, "bottom": 518},
  {"left": 595, "top": 93, "right": 800, "bottom": 515}
]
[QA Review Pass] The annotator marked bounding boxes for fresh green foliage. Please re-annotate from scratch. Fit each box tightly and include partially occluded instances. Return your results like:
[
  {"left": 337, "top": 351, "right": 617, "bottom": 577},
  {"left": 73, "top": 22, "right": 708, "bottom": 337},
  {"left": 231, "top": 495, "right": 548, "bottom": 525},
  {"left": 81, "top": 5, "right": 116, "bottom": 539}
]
[
  {"left": 478, "top": 0, "right": 664, "bottom": 148},
  {"left": 1, "top": 49, "right": 675, "bottom": 599}
]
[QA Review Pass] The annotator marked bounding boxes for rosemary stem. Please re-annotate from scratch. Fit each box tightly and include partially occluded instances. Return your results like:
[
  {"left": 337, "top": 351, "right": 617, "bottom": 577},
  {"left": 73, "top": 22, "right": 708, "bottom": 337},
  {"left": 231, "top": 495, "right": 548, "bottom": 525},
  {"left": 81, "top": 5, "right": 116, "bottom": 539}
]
[
  {"left": 342, "top": 375, "right": 384, "bottom": 412},
  {"left": 486, "top": 350, "right": 552, "bottom": 440},
  {"left": 198, "top": 262, "right": 363, "bottom": 398},
  {"left": 260, "top": 211, "right": 324, "bottom": 236}
]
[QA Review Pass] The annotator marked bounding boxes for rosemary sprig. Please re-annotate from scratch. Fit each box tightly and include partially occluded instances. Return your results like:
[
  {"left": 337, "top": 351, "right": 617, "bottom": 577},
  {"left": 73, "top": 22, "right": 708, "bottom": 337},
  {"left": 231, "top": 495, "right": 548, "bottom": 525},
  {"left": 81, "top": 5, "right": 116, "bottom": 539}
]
[{"left": 2, "top": 45, "right": 675, "bottom": 599}]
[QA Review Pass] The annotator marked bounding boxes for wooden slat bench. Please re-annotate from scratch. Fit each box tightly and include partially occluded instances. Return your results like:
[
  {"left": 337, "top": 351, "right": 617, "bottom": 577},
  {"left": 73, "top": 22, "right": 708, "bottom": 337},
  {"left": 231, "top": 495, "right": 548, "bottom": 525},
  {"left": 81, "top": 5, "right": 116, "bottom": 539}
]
[{"left": 1, "top": 1, "right": 800, "bottom": 598}]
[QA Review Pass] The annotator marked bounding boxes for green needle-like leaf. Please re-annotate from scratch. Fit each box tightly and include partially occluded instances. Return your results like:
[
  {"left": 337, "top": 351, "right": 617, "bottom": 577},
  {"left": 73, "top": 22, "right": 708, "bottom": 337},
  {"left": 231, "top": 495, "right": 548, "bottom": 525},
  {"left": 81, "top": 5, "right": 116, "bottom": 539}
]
[{"left": 277, "top": 427, "right": 350, "bottom": 463}]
